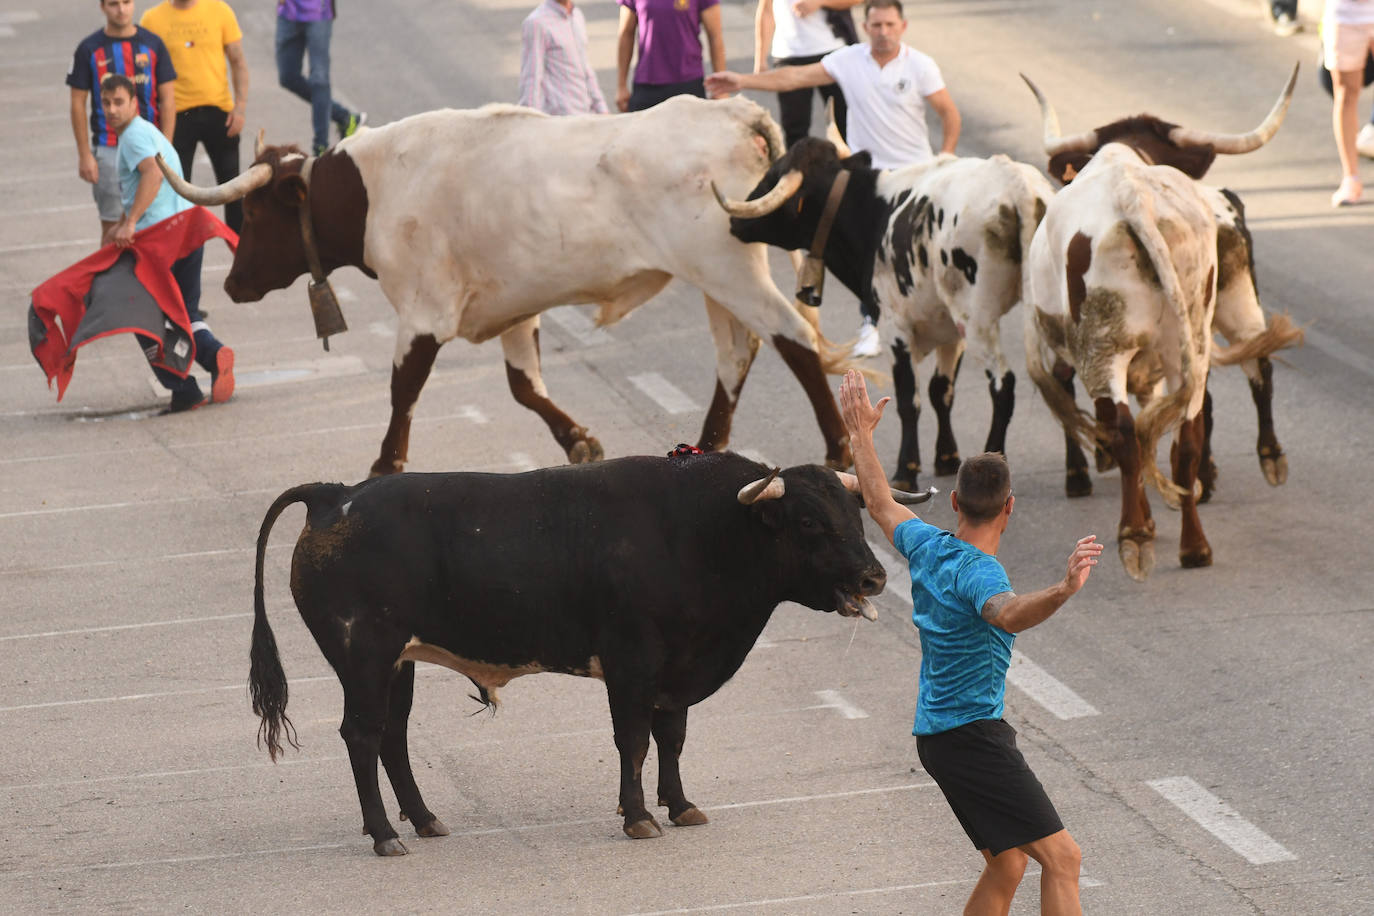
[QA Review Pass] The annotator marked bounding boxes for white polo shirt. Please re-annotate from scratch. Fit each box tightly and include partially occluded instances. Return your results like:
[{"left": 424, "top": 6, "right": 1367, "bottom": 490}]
[
  {"left": 820, "top": 43, "right": 945, "bottom": 169},
  {"left": 770, "top": 0, "right": 845, "bottom": 59}
]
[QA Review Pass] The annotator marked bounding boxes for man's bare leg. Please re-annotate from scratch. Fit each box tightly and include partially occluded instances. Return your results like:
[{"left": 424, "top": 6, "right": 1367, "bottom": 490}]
[
  {"left": 963, "top": 846, "right": 1027, "bottom": 916},
  {"left": 1021, "top": 829, "right": 1083, "bottom": 916}
]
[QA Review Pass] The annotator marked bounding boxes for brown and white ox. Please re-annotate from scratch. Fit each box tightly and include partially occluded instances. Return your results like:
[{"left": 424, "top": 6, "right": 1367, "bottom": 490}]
[
  {"left": 1024, "top": 69, "right": 1303, "bottom": 506},
  {"left": 158, "top": 97, "right": 853, "bottom": 476},
  {"left": 1020, "top": 71, "right": 1300, "bottom": 581}
]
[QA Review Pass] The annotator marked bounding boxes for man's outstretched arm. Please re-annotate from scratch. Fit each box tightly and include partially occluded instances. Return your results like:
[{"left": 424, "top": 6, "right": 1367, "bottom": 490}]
[
  {"left": 706, "top": 61, "right": 833, "bottom": 96},
  {"left": 982, "top": 535, "right": 1102, "bottom": 633}
]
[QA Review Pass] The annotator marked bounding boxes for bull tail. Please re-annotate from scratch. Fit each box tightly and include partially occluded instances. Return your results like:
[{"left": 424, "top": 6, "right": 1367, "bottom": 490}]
[
  {"left": 1211, "top": 311, "right": 1305, "bottom": 366},
  {"left": 1115, "top": 179, "right": 1207, "bottom": 501},
  {"left": 251, "top": 482, "right": 343, "bottom": 761},
  {"left": 1023, "top": 315, "right": 1104, "bottom": 452}
]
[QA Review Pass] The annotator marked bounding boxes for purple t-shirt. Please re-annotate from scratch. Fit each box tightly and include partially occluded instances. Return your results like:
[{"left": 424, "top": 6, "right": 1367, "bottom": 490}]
[
  {"left": 277, "top": 0, "right": 335, "bottom": 21},
  {"left": 619, "top": 0, "right": 719, "bottom": 85}
]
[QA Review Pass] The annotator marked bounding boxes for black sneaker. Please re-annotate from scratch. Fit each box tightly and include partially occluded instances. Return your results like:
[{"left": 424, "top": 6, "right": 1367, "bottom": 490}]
[{"left": 162, "top": 384, "right": 206, "bottom": 414}]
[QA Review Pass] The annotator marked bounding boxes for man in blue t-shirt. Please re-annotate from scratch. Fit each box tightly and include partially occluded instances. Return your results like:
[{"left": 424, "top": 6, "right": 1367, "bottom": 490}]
[
  {"left": 103, "top": 74, "right": 235, "bottom": 413},
  {"left": 68, "top": 0, "right": 178, "bottom": 241},
  {"left": 838, "top": 368, "right": 1102, "bottom": 916}
]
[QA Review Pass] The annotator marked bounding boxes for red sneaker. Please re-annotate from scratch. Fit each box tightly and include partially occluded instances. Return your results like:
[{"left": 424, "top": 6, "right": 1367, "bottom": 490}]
[{"left": 211, "top": 346, "right": 236, "bottom": 404}]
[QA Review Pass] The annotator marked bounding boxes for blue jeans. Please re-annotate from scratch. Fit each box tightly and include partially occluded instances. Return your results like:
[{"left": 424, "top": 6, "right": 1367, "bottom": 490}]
[{"left": 276, "top": 17, "right": 351, "bottom": 151}]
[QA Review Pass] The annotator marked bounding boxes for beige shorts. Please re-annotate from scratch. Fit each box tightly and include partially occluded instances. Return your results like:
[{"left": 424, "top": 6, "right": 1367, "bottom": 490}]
[{"left": 1324, "top": 20, "right": 1374, "bottom": 73}]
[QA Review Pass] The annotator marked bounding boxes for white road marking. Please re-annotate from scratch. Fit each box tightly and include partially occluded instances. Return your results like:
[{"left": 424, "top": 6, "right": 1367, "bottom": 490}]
[
  {"left": 810, "top": 688, "right": 868, "bottom": 719},
  {"left": 1, "top": 543, "right": 289, "bottom": 578},
  {"left": 0, "top": 612, "right": 253, "bottom": 642},
  {"left": 508, "top": 452, "right": 538, "bottom": 472},
  {"left": 868, "top": 539, "right": 908, "bottom": 597},
  {"left": 0, "top": 11, "right": 40, "bottom": 24},
  {"left": 628, "top": 371, "right": 700, "bottom": 414},
  {"left": 0, "top": 238, "right": 91, "bottom": 254},
  {"left": 1302, "top": 326, "right": 1374, "bottom": 381},
  {"left": 2, "top": 753, "right": 348, "bottom": 793},
  {"left": 1006, "top": 651, "right": 1100, "bottom": 720},
  {"left": 1147, "top": 776, "right": 1296, "bottom": 865},
  {"left": 10, "top": 203, "right": 90, "bottom": 216},
  {"left": 543, "top": 306, "right": 613, "bottom": 346},
  {"left": 456, "top": 404, "right": 489, "bottom": 424},
  {"left": 625, "top": 879, "right": 976, "bottom": 915}
]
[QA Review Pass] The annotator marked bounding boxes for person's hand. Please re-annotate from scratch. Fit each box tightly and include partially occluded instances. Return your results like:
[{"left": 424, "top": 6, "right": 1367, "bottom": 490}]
[
  {"left": 78, "top": 151, "right": 99, "bottom": 184},
  {"left": 704, "top": 71, "right": 742, "bottom": 97},
  {"left": 1062, "top": 535, "right": 1103, "bottom": 594},
  {"left": 838, "top": 369, "right": 888, "bottom": 438},
  {"left": 616, "top": 86, "right": 630, "bottom": 112},
  {"left": 226, "top": 105, "right": 246, "bottom": 138},
  {"left": 111, "top": 217, "right": 136, "bottom": 248},
  {"left": 791, "top": 0, "right": 822, "bottom": 17}
]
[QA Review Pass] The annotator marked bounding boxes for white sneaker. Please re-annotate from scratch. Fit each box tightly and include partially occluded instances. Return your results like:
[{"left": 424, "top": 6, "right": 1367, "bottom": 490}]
[
  {"left": 1357, "top": 123, "right": 1374, "bottom": 160},
  {"left": 851, "top": 320, "right": 882, "bottom": 358}
]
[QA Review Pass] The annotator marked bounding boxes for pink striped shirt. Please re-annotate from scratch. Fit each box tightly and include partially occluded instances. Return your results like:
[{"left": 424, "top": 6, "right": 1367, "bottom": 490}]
[{"left": 519, "top": 0, "right": 609, "bottom": 115}]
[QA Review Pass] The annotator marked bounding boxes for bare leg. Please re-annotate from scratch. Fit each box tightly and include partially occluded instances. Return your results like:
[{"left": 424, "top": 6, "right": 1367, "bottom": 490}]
[
  {"left": 1019, "top": 829, "right": 1082, "bottom": 916},
  {"left": 1333, "top": 67, "right": 1365, "bottom": 205},
  {"left": 963, "top": 847, "right": 1027, "bottom": 916}
]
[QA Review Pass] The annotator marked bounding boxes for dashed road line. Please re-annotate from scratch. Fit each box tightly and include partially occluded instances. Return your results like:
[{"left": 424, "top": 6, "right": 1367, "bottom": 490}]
[
  {"left": 544, "top": 306, "right": 613, "bottom": 346},
  {"left": 1007, "top": 651, "right": 1100, "bottom": 719},
  {"left": 1147, "top": 776, "right": 1296, "bottom": 865},
  {"left": 810, "top": 688, "right": 869, "bottom": 719},
  {"left": 628, "top": 371, "right": 700, "bottom": 414}
]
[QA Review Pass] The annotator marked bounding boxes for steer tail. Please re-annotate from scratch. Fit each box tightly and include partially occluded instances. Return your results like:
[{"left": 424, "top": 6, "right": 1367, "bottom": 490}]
[
  {"left": 1211, "top": 312, "right": 1305, "bottom": 366},
  {"left": 251, "top": 483, "right": 338, "bottom": 761},
  {"left": 1115, "top": 179, "right": 1202, "bottom": 501}
]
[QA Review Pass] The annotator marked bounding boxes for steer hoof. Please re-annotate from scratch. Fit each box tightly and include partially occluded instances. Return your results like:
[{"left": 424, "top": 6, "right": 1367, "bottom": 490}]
[
  {"left": 1065, "top": 469, "right": 1093, "bottom": 499},
  {"left": 373, "top": 837, "right": 409, "bottom": 857},
  {"left": 416, "top": 817, "right": 450, "bottom": 838},
  {"left": 934, "top": 453, "right": 961, "bottom": 477},
  {"left": 1261, "top": 453, "right": 1287, "bottom": 487},
  {"left": 368, "top": 458, "right": 404, "bottom": 478},
  {"left": 1119, "top": 537, "right": 1155, "bottom": 582},
  {"left": 1094, "top": 447, "right": 1117, "bottom": 473},
  {"left": 624, "top": 817, "right": 664, "bottom": 839},
  {"left": 669, "top": 807, "right": 709, "bottom": 827},
  {"left": 568, "top": 436, "right": 604, "bottom": 464},
  {"left": 1180, "top": 544, "right": 1213, "bottom": 569}
]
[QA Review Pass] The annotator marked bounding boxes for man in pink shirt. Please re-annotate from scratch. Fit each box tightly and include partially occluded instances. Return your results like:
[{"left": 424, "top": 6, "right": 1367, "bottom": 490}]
[{"left": 520, "top": 0, "right": 608, "bottom": 114}]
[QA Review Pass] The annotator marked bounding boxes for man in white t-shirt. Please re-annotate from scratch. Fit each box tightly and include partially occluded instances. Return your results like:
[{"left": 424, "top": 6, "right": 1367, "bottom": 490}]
[
  {"left": 754, "top": 0, "right": 860, "bottom": 149},
  {"left": 708, "top": 0, "right": 960, "bottom": 355}
]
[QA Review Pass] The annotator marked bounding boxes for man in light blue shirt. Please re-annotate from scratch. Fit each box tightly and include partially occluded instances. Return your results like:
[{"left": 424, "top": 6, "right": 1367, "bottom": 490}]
[
  {"left": 838, "top": 368, "right": 1102, "bottom": 916},
  {"left": 103, "top": 73, "right": 234, "bottom": 412}
]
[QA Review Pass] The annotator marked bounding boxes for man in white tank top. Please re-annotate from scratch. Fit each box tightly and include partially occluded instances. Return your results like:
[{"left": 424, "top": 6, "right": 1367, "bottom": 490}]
[
  {"left": 754, "top": 0, "right": 860, "bottom": 149},
  {"left": 708, "top": 0, "right": 961, "bottom": 356}
]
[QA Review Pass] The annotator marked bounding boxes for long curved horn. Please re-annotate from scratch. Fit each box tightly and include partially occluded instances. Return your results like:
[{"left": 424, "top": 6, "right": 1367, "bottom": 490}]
[
  {"left": 834, "top": 471, "right": 938, "bottom": 505},
  {"left": 157, "top": 155, "right": 273, "bottom": 205},
  {"left": 825, "top": 99, "right": 852, "bottom": 157},
  {"left": 738, "top": 468, "right": 785, "bottom": 504},
  {"left": 1167, "top": 61, "right": 1299, "bottom": 154},
  {"left": 1021, "top": 73, "right": 1099, "bottom": 157},
  {"left": 254, "top": 128, "right": 267, "bottom": 160},
  {"left": 711, "top": 170, "right": 804, "bottom": 220}
]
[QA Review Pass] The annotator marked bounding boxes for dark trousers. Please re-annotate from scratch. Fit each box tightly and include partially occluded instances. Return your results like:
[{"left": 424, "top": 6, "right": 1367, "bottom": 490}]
[
  {"left": 149, "top": 245, "right": 223, "bottom": 394},
  {"left": 1270, "top": 1, "right": 1296, "bottom": 17},
  {"left": 775, "top": 53, "right": 848, "bottom": 150},
  {"left": 173, "top": 106, "right": 243, "bottom": 234},
  {"left": 628, "top": 78, "right": 705, "bottom": 112},
  {"left": 276, "top": 16, "right": 351, "bottom": 151}
]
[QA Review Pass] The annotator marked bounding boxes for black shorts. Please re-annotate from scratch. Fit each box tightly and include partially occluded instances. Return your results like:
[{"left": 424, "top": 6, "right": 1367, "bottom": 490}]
[{"left": 916, "top": 718, "right": 1064, "bottom": 856}]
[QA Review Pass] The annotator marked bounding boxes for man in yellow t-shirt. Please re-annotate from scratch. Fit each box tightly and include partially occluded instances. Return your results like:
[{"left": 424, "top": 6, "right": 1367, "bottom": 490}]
[{"left": 140, "top": 0, "right": 250, "bottom": 232}]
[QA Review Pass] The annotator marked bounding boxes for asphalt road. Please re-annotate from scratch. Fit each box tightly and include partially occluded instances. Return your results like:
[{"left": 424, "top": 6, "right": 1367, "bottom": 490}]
[{"left": 1, "top": 0, "right": 1372, "bottom": 913}]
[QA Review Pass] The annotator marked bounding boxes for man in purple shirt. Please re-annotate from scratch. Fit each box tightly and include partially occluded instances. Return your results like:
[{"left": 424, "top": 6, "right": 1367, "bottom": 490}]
[
  {"left": 276, "top": 0, "right": 365, "bottom": 155},
  {"left": 616, "top": 0, "right": 726, "bottom": 111},
  {"left": 520, "top": 0, "right": 608, "bottom": 115}
]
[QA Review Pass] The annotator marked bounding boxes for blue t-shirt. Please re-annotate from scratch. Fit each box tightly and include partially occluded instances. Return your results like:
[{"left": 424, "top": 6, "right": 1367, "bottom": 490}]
[
  {"left": 893, "top": 517, "right": 1014, "bottom": 736},
  {"left": 116, "top": 116, "right": 192, "bottom": 230}
]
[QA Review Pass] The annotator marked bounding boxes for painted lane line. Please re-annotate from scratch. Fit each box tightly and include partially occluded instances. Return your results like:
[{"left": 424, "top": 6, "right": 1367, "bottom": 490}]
[
  {"left": 2, "top": 754, "right": 348, "bottom": 793},
  {"left": 0, "top": 238, "right": 91, "bottom": 255},
  {"left": 0, "top": 674, "right": 336, "bottom": 714},
  {"left": 508, "top": 452, "right": 538, "bottom": 472},
  {"left": 1006, "top": 651, "right": 1099, "bottom": 720},
  {"left": 1147, "top": 776, "right": 1296, "bottom": 865},
  {"left": 868, "top": 539, "right": 910, "bottom": 600},
  {"left": 628, "top": 371, "right": 700, "bottom": 414},
  {"left": 0, "top": 11, "right": 40, "bottom": 24},
  {"left": 1, "top": 544, "right": 289, "bottom": 579},
  {"left": 810, "top": 688, "right": 868, "bottom": 719},
  {"left": 9, "top": 783, "right": 938, "bottom": 878},
  {"left": 626, "top": 879, "right": 976, "bottom": 915},
  {"left": 543, "top": 306, "right": 613, "bottom": 346},
  {"left": 0, "top": 612, "right": 253, "bottom": 642}
]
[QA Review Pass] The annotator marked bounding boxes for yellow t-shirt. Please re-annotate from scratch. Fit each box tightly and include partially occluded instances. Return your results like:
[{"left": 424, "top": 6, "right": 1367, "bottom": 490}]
[{"left": 140, "top": 0, "right": 243, "bottom": 113}]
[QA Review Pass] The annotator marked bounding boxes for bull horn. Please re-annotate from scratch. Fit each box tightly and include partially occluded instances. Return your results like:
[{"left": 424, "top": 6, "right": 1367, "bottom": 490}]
[
  {"left": 825, "top": 99, "right": 852, "bottom": 157},
  {"left": 1167, "top": 61, "right": 1299, "bottom": 154},
  {"left": 738, "top": 468, "right": 785, "bottom": 504},
  {"left": 254, "top": 128, "right": 267, "bottom": 160},
  {"left": 157, "top": 155, "right": 273, "bottom": 205},
  {"left": 834, "top": 471, "right": 938, "bottom": 505},
  {"left": 711, "top": 169, "right": 804, "bottom": 220},
  {"left": 1021, "top": 73, "right": 1099, "bottom": 158}
]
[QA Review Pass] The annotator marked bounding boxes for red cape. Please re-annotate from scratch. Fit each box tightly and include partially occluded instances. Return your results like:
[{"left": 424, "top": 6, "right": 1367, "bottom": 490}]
[{"left": 28, "top": 206, "right": 237, "bottom": 400}]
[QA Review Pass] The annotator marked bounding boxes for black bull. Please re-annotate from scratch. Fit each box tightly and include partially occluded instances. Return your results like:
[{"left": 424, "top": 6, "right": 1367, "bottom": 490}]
[{"left": 250, "top": 452, "right": 890, "bottom": 855}]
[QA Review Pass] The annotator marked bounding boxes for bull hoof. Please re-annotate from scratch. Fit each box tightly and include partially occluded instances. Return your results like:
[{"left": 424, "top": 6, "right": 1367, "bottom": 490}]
[
  {"left": 568, "top": 436, "right": 604, "bottom": 464},
  {"left": 373, "top": 837, "right": 409, "bottom": 857},
  {"left": 416, "top": 817, "right": 450, "bottom": 838},
  {"left": 1094, "top": 447, "right": 1116, "bottom": 473},
  {"left": 889, "top": 475, "right": 917, "bottom": 492},
  {"left": 667, "top": 806, "right": 709, "bottom": 827},
  {"left": 1180, "top": 545, "right": 1213, "bottom": 569},
  {"left": 624, "top": 817, "right": 664, "bottom": 839},
  {"left": 1065, "top": 469, "right": 1093, "bottom": 499},
  {"left": 934, "top": 453, "right": 960, "bottom": 476},
  {"left": 1261, "top": 453, "right": 1288, "bottom": 487},
  {"left": 1119, "top": 538, "right": 1155, "bottom": 582},
  {"left": 369, "top": 459, "right": 403, "bottom": 478},
  {"left": 825, "top": 451, "right": 854, "bottom": 471}
]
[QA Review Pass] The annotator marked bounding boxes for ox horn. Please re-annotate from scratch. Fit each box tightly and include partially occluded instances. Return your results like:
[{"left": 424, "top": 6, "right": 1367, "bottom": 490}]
[
  {"left": 711, "top": 169, "right": 804, "bottom": 220},
  {"left": 738, "top": 468, "right": 785, "bottom": 504},
  {"left": 1021, "top": 73, "right": 1100, "bottom": 158},
  {"left": 1167, "top": 61, "right": 1299, "bottom": 154},
  {"left": 254, "top": 127, "right": 267, "bottom": 160},
  {"left": 157, "top": 154, "right": 273, "bottom": 205},
  {"left": 825, "top": 99, "right": 852, "bottom": 157},
  {"left": 834, "top": 471, "right": 938, "bottom": 505}
]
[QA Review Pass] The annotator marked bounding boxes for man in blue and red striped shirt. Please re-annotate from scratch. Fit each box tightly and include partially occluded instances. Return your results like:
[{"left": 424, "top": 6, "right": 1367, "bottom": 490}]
[{"left": 68, "top": 0, "right": 177, "bottom": 242}]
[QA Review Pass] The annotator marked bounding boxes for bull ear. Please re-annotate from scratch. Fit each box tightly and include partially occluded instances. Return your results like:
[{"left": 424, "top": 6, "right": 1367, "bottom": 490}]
[
  {"left": 840, "top": 150, "right": 872, "bottom": 171},
  {"left": 275, "top": 173, "right": 308, "bottom": 206}
]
